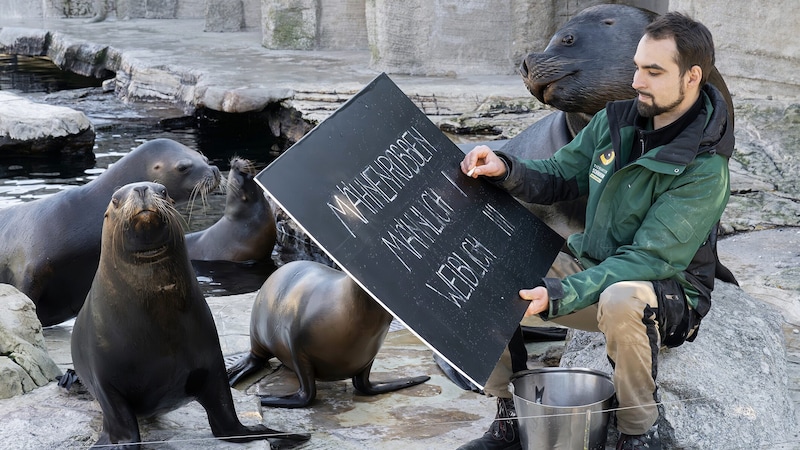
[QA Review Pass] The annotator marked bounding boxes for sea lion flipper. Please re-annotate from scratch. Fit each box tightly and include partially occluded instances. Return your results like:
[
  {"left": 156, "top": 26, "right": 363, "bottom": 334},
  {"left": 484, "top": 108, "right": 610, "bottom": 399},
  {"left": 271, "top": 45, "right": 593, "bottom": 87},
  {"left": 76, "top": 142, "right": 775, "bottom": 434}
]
[
  {"left": 351, "top": 361, "right": 430, "bottom": 395},
  {"left": 260, "top": 357, "right": 318, "bottom": 408},
  {"left": 95, "top": 391, "right": 142, "bottom": 447},
  {"left": 226, "top": 352, "right": 268, "bottom": 387}
]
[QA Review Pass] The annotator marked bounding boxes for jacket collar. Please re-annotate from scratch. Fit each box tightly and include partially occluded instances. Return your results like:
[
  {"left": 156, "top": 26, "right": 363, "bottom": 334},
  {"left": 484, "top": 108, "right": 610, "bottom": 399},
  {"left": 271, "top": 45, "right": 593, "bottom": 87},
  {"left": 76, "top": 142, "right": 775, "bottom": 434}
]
[{"left": 606, "top": 83, "right": 734, "bottom": 167}]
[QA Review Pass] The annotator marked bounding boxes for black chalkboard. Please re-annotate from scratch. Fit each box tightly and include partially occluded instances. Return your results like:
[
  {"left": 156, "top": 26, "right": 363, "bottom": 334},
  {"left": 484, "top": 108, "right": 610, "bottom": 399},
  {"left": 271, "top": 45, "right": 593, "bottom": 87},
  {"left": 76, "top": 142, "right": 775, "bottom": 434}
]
[{"left": 256, "top": 73, "right": 564, "bottom": 389}]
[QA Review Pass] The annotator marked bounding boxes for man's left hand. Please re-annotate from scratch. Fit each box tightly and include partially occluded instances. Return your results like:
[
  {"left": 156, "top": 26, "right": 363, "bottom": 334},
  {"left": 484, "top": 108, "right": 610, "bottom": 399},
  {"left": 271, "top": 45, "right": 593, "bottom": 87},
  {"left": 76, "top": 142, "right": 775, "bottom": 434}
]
[{"left": 519, "top": 286, "right": 549, "bottom": 317}]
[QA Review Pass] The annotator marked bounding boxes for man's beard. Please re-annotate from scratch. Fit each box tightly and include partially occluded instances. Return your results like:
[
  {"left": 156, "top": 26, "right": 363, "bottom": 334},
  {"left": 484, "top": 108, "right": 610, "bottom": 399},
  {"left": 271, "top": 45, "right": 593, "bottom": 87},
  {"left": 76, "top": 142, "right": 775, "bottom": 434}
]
[{"left": 636, "top": 82, "right": 685, "bottom": 118}]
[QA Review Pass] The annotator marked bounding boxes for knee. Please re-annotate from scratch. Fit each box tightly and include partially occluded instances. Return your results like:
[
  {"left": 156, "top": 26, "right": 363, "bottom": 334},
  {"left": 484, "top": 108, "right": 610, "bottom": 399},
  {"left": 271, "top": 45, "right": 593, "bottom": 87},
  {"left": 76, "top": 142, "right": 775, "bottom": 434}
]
[{"left": 598, "top": 281, "right": 655, "bottom": 323}]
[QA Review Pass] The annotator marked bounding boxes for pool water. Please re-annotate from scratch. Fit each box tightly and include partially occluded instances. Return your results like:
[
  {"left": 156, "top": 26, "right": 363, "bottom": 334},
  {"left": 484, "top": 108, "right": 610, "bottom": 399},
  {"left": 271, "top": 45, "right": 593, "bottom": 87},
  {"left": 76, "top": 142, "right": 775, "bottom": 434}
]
[{"left": 0, "top": 54, "right": 318, "bottom": 296}]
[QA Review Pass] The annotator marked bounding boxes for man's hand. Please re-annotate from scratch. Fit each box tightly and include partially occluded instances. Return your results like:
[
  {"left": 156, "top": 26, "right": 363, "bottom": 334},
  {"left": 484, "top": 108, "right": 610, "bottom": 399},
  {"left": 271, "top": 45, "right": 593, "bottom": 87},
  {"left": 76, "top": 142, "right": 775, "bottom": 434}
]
[
  {"left": 461, "top": 145, "right": 508, "bottom": 178},
  {"left": 519, "top": 286, "right": 549, "bottom": 317}
]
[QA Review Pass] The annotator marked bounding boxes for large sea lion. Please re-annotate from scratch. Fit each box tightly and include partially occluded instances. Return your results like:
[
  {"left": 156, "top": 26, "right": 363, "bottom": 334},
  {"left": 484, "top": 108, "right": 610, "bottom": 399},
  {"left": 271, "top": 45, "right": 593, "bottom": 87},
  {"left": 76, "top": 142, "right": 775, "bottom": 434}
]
[
  {"left": 185, "top": 157, "right": 277, "bottom": 262},
  {"left": 71, "top": 182, "right": 309, "bottom": 448},
  {"left": 0, "top": 138, "right": 221, "bottom": 326},
  {"left": 227, "top": 260, "right": 430, "bottom": 408}
]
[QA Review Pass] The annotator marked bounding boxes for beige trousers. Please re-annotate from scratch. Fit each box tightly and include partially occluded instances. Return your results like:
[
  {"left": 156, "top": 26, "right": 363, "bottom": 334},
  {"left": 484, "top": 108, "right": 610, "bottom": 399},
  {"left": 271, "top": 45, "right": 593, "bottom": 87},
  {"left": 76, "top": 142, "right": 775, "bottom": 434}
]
[{"left": 484, "top": 252, "right": 661, "bottom": 435}]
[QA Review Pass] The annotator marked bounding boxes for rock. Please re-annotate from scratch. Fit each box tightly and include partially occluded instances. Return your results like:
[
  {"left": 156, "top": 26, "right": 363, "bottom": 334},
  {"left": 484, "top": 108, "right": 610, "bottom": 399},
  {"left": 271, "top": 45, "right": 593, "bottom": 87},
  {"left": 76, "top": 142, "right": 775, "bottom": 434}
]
[
  {"left": 559, "top": 282, "right": 797, "bottom": 448},
  {"left": 0, "top": 284, "right": 62, "bottom": 399},
  {"left": 205, "top": 0, "right": 245, "bottom": 32},
  {"left": 0, "top": 91, "right": 95, "bottom": 157}
]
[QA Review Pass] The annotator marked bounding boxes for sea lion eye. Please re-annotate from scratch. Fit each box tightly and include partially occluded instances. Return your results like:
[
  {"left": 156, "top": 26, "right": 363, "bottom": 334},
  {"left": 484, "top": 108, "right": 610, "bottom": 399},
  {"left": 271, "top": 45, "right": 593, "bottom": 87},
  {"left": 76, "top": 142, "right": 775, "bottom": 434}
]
[
  {"left": 562, "top": 34, "right": 575, "bottom": 46},
  {"left": 176, "top": 162, "right": 190, "bottom": 173}
]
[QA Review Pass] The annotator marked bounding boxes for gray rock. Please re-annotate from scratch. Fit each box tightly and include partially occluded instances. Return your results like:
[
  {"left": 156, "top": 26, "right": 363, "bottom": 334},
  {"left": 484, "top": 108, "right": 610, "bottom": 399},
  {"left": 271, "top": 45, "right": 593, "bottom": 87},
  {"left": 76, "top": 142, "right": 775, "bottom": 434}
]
[
  {"left": 205, "top": 0, "right": 244, "bottom": 32},
  {"left": 560, "top": 282, "right": 797, "bottom": 448},
  {"left": 144, "top": 0, "right": 177, "bottom": 19},
  {"left": 0, "top": 91, "right": 95, "bottom": 157},
  {"left": 0, "top": 284, "right": 62, "bottom": 400}
]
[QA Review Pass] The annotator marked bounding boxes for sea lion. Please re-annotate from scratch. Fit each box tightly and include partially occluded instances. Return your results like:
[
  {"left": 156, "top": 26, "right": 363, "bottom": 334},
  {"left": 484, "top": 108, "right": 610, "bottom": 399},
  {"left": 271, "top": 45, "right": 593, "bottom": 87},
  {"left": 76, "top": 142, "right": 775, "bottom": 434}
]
[
  {"left": 0, "top": 138, "right": 221, "bottom": 327},
  {"left": 71, "top": 182, "right": 309, "bottom": 448},
  {"left": 185, "top": 157, "right": 277, "bottom": 262},
  {"left": 227, "top": 260, "right": 430, "bottom": 408}
]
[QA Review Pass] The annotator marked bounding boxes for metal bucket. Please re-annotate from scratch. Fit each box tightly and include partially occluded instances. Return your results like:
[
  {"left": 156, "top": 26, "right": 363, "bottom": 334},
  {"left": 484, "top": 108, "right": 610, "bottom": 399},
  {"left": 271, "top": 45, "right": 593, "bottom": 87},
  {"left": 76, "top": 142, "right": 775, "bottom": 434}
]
[{"left": 510, "top": 368, "right": 615, "bottom": 450}]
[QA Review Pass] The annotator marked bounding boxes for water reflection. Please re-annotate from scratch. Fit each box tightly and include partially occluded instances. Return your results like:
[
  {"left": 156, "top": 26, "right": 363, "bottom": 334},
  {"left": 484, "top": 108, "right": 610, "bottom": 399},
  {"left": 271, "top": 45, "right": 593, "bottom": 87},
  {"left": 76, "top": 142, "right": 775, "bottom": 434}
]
[{"left": 0, "top": 53, "right": 111, "bottom": 94}]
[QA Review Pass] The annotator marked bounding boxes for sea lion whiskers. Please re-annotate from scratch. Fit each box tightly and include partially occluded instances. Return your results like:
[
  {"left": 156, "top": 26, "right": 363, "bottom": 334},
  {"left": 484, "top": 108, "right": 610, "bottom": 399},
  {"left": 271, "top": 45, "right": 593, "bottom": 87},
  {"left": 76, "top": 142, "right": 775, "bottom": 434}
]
[{"left": 183, "top": 176, "right": 218, "bottom": 224}]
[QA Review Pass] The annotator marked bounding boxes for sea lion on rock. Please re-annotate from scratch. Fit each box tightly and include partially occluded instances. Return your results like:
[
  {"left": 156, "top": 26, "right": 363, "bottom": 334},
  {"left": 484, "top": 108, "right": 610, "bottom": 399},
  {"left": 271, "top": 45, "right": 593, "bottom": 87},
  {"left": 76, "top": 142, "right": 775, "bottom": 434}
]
[
  {"left": 227, "top": 260, "right": 430, "bottom": 408},
  {"left": 71, "top": 182, "right": 309, "bottom": 449},
  {"left": 185, "top": 157, "right": 277, "bottom": 262},
  {"left": 0, "top": 138, "right": 220, "bottom": 326}
]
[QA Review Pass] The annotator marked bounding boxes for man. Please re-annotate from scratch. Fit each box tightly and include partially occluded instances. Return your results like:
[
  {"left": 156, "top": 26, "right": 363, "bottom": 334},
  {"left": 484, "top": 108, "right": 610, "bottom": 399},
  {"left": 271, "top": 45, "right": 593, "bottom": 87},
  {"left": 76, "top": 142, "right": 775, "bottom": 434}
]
[{"left": 458, "top": 11, "right": 732, "bottom": 450}]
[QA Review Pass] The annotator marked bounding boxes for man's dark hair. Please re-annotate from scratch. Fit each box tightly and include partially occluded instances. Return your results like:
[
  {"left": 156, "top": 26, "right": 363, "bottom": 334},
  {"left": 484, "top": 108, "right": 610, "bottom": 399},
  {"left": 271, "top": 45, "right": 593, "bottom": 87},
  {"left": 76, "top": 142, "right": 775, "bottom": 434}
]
[{"left": 644, "top": 11, "right": 715, "bottom": 86}]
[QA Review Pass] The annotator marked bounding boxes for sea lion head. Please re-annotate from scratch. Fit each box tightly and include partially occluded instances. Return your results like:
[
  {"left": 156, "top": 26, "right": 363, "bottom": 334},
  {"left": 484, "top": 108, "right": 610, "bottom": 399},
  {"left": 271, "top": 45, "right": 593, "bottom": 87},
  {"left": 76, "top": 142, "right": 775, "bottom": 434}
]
[
  {"left": 133, "top": 138, "right": 222, "bottom": 208},
  {"left": 103, "top": 182, "right": 185, "bottom": 264},
  {"left": 225, "top": 156, "right": 259, "bottom": 202},
  {"left": 519, "top": 4, "right": 658, "bottom": 114}
]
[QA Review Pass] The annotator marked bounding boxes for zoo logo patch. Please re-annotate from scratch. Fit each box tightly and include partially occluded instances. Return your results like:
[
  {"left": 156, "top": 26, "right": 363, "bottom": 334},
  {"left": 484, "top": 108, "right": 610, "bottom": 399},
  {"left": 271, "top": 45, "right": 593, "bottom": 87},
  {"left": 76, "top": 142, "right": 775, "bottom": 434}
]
[
  {"left": 600, "top": 150, "right": 615, "bottom": 166},
  {"left": 590, "top": 150, "right": 614, "bottom": 184}
]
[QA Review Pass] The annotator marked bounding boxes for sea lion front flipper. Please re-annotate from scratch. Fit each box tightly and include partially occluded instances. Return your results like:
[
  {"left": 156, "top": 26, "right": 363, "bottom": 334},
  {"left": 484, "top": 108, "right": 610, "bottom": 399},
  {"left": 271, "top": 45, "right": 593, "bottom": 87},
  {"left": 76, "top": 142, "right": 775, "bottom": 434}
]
[
  {"left": 351, "top": 360, "right": 430, "bottom": 395},
  {"left": 197, "top": 366, "right": 310, "bottom": 445},
  {"left": 92, "top": 387, "right": 142, "bottom": 448}
]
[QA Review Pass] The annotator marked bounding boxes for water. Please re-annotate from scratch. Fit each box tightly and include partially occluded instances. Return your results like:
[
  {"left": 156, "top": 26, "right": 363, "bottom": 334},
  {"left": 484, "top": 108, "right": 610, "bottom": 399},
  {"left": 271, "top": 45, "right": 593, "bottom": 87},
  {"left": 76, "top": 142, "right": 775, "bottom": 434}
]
[{"left": 0, "top": 54, "right": 326, "bottom": 295}]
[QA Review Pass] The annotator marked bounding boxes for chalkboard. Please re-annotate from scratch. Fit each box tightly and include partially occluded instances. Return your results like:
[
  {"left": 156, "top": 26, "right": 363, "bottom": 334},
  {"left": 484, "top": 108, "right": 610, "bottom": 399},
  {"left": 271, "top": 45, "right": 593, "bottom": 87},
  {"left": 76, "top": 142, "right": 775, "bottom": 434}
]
[{"left": 256, "top": 73, "right": 564, "bottom": 389}]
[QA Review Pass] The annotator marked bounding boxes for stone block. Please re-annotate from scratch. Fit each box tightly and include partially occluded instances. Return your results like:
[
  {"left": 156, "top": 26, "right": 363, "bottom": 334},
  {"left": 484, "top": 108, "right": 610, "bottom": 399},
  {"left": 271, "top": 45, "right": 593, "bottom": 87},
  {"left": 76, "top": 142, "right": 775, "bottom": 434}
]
[
  {"left": 144, "top": 0, "right": 177, "bottom": 18},
  {"left": 205, "top": 0, "right": 245, "bottom": 32},
  {"left": 261, "top": 0, "right": 318, "bottom": 49}
]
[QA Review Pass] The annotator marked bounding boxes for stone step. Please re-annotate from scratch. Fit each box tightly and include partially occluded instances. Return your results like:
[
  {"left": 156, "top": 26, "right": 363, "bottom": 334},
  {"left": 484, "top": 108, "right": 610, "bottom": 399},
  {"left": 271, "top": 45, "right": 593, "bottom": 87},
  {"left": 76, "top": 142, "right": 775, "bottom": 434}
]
[{"left": 0, "top": 91, "right": 95, "bottom": 157}]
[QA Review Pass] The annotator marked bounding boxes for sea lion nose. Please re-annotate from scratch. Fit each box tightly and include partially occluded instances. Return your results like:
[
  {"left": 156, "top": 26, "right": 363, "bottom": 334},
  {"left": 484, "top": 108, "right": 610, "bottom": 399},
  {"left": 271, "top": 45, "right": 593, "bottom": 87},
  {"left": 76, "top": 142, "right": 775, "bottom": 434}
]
[{"left": 133, "top": 184, "right": 150, "bottom": 199}]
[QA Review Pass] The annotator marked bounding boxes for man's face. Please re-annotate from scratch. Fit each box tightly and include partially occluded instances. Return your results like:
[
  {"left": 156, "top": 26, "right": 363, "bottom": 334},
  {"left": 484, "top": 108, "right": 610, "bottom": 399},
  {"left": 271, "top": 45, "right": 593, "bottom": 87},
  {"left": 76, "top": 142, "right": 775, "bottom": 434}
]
[{"left": 631, "top": 35, "right": 687, "bottom": 118}]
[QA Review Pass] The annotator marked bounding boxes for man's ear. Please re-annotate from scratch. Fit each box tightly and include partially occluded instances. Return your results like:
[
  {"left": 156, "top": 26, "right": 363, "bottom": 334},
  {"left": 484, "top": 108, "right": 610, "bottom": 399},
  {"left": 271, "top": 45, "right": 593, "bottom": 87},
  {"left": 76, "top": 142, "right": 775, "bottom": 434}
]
[{"left": 686, "top": 65, "right": 703, "bottom": 88}]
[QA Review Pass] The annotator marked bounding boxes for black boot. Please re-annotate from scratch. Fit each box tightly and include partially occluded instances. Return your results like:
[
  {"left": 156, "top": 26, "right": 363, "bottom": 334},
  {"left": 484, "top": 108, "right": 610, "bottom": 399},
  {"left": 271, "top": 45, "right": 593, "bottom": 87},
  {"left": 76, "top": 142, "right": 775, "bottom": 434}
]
[{"left": 457, "top": 397, "right": 521, "bottom": 450}]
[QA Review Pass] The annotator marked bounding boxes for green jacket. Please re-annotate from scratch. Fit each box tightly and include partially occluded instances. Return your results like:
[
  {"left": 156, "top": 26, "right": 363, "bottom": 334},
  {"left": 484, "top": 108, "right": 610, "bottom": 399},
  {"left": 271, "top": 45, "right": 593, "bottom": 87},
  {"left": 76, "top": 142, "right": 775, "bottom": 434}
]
[{"left": 496, "top": 84, "right": 733, "bottom": 318}]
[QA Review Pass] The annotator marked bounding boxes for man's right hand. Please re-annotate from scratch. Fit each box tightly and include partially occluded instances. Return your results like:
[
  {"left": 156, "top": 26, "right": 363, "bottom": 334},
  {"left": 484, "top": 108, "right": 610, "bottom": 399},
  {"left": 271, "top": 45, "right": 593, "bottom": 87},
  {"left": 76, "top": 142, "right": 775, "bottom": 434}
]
[{"left": 460, "top": 145, "right": 508, "bottom": 178}]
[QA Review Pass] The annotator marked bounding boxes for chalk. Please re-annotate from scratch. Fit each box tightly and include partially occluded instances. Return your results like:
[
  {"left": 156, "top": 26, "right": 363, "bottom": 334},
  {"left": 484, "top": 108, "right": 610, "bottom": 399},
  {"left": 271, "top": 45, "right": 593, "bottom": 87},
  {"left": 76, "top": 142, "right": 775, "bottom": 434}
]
[{"left": 467, "top": 167, "right": 476, "bottom": 177}]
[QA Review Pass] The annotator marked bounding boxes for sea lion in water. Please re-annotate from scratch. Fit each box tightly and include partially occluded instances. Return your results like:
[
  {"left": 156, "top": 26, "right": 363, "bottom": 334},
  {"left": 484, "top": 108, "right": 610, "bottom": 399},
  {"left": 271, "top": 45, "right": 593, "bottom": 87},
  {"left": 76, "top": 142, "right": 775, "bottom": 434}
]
[
  {"left": 185, "top": 157, "right": 277, "bottom": 262},
  {"left": 0, "top": 138, "right": 220, "bottom": 326},
  {"left": 71, "top": 182, "right": 309, "bottom": 448},
  {"left": 227, "top": 260, "right": 430, "bottom": 408}
]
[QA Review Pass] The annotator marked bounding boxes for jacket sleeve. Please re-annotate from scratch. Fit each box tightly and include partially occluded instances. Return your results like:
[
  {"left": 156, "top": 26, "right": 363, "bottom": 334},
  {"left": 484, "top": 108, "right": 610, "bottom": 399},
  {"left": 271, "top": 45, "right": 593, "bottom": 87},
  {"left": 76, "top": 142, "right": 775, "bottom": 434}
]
[
  {"left": 491, "top": 113, "right": 606, "bottom": 204},
  {"left": 541, "top": 155, "right": 731, "bottom": 318}
]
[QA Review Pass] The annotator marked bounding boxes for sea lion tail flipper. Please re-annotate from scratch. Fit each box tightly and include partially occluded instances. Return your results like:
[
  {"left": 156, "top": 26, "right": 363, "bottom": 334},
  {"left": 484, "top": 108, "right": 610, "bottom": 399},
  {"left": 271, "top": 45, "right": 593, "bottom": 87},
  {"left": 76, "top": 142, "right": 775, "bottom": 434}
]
[
  {"left": 226, "top": 352, "right": 268, "bottom": 387},
  {"left": 56, "top": 368, "right": 81, "bottom": 391},
  {"left": 351, "top": 361, "right": 430, "bottom": 395},
  {"left": 433, "top": 353, "right": 482, "bottom": 393},
  {"left": 260, "top": 358, "right": 318, "bottom": 408}
]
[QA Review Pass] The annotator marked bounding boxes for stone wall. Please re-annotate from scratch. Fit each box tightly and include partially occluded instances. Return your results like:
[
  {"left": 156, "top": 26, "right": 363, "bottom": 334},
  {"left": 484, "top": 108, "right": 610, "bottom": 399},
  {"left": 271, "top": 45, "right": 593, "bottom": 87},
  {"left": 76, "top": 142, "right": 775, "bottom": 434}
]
[
  {"left": 0, "top": 0, "right": 797, "bottom": 93},
  {"left": 265, "top": 0, "right": 667, "bottom": 75},
  {"left": 670, "top": 0, "right": 800, "bottom": 98}
]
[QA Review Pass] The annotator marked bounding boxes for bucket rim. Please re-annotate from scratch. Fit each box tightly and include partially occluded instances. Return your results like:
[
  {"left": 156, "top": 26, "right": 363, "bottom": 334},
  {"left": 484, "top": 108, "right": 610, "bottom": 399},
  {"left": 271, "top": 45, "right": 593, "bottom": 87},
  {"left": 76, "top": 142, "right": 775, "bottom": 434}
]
[{"left": 510, "top": 367, "right": 613, "bottom": 383}]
